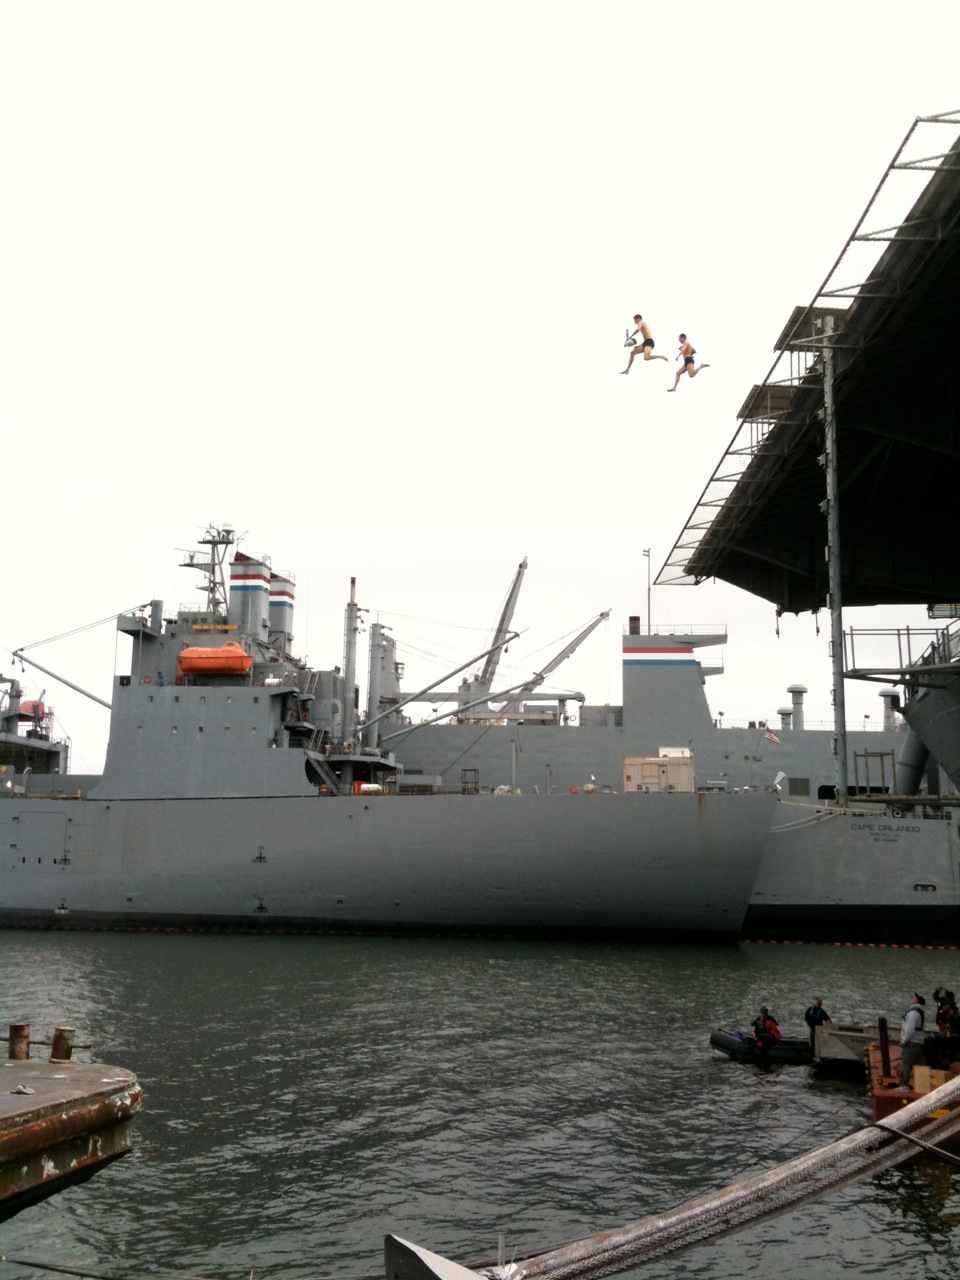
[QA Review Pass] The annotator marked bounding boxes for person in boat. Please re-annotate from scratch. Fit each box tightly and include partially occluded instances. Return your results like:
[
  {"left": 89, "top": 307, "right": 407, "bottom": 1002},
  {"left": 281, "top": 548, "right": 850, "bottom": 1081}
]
[
  {"left": 804, "top": 998, "right": 831, "bottom": 1029},
  {"left": 934, "top": 985, "right": 957, "bottom": 1034},
  {"left": 620, "top": 315, "right": 669, "bottom": 374},
  {"left": 930, "top": 986, "right": 960, "bottom": 1069},
  {"left": 897, "top": 992, "right": 927, "bottom": 1089},
  {"left": 751, "top": 1006, "right": 781, "bottom": 1055},
  {"left": 666, "top": 334, "right": 710, "bottom": 392}
]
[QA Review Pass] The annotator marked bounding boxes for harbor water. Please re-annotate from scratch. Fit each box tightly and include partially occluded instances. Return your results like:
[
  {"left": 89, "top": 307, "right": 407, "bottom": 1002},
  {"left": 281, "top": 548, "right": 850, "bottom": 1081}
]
[{"left": 3, "top": 932, "right": 960, "bottom": 1278}]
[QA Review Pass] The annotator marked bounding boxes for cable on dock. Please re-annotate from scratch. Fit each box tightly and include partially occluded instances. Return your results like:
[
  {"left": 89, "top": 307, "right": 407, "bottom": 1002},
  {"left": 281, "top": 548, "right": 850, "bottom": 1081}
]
[{"left": 868, "top": 1120, "right": 960, "bottom": 1167}]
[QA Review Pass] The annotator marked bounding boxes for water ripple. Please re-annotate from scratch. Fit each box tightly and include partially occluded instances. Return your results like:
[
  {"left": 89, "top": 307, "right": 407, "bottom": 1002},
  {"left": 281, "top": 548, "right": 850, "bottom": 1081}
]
[{"left": 2, "top": 934, "right": 958, "bottom": 1279}]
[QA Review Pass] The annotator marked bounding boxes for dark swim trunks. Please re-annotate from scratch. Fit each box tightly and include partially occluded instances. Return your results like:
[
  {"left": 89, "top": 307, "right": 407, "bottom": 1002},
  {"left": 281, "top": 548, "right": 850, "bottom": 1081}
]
[
  {"left": 684, "top": 355, "right": 694, "bottom": 366},
  {"left": 642, "top": 338, "right": 655, "bottom": 350}
]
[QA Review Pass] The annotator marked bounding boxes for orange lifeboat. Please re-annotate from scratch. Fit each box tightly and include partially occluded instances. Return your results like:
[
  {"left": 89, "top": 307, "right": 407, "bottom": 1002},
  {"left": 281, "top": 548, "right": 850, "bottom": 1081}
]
[
  {"left": 177, "top": 641, "right": 253, "bottom": 676},
  {"left": 18, "top": 700, "right": 49, "bottom": 721}
]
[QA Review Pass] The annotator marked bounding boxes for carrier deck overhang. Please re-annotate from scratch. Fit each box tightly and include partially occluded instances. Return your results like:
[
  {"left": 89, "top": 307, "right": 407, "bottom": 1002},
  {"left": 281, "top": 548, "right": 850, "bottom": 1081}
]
[{"left": 660, "top": 111, "right": 960, "bottom": 615}]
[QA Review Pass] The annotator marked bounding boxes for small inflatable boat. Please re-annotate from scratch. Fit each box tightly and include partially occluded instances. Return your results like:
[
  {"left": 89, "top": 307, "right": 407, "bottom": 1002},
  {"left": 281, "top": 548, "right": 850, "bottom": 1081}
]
[{"left": 709, "top": 1027, "right": 813, "bottom": 1066}]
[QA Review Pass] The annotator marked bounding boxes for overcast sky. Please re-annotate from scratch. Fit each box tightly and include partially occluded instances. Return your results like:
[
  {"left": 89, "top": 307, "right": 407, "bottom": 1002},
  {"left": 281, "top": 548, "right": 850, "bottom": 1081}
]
[{"left": 3, "top": 2, "right": 959, "bottom": 772}]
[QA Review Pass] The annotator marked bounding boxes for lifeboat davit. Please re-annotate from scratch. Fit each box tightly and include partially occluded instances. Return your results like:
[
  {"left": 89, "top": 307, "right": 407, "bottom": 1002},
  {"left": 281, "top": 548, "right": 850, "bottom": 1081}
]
[{"left": 177, "top": 641, "right": 253, "bottom": 676}]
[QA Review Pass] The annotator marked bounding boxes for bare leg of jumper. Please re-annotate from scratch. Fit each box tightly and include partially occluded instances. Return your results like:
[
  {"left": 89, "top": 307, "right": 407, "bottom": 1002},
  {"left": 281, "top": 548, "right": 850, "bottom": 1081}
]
[{"left": 667, "top": 362, "right": 710, "bottom": 391}]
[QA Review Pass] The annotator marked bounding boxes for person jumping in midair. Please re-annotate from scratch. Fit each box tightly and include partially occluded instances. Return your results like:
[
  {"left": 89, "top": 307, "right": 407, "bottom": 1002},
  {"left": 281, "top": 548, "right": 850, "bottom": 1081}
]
[
  {"left": 667, "top": 334, "right": 710, "bottom": 391},
  {"left": 620, "top": 315, "right": 669, "bottom": 373}
]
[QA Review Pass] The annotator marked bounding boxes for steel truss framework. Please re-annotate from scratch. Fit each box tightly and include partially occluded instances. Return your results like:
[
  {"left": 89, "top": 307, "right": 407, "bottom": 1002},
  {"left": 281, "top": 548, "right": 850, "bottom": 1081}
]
[{"left": 659, "top": 110, "right": 960, "bottom": 615}]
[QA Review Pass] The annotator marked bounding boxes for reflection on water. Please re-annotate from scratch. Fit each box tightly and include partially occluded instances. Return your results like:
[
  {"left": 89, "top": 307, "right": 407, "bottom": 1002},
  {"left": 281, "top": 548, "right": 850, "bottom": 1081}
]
[{"left": 2, "top": 933, "right": 959, "bottom": 1279}]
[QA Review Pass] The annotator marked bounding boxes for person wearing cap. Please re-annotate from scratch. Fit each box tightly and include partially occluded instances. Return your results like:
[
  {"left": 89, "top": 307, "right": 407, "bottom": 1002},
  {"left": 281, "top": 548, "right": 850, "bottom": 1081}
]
[{"left": 898, "top": 992, "right": 927, "bottom": 1089}]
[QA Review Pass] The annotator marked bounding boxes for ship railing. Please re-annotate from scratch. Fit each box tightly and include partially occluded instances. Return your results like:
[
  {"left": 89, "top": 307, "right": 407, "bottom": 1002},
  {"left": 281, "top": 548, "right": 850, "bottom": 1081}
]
[
  {"left": 845, "top": 623, "right": 960, "bottom": 686},
  {"left": 621, "top": 622, "right": 728, "bottom": 639},
  {"left": 714, "top": 716, "right": 892, "bottom": 732},
  {"left": 836, "top": 795, "right": 957, "bottom": 819},
  {"left": 176, "top": 604, "right": 234, "bottom": 621}
]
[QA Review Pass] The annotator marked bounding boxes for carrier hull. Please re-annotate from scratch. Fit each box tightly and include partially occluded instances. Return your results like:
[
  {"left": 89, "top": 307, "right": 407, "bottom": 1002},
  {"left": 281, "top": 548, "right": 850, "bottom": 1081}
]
[{"left": 0, "top": 790, "right": 774, "bottom": 938}]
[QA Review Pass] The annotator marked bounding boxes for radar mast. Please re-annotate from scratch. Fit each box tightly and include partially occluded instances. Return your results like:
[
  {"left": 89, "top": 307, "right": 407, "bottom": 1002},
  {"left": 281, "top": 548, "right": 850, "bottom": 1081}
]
[{"left": 179, "top": 523, "right": 237, "bottom": 618}]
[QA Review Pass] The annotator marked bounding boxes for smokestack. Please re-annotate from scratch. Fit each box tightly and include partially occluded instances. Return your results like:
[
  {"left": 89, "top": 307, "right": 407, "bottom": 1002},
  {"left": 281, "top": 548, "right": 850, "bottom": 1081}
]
[
  {"left": 880, "top": 688, "right": 899, "bottom": 732},
  {"left": 268, "top": 571, "right": 295, "bottom": 654},
  {"left": 788, "top": 684, "right": 808, "bottom": 732},
  {"left": 229, "top": 552, "right": 271, "bottom": 637}
]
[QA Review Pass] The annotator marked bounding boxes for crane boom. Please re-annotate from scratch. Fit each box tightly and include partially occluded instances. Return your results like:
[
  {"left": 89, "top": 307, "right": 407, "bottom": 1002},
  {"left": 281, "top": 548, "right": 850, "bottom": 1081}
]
[{"left": 479, "top": 557, "right": 527, "bottom": 689}]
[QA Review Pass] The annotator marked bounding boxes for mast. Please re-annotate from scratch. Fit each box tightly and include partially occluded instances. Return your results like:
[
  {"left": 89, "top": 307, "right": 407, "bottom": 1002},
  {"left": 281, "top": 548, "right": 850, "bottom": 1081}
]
[
  {"left": 363, "top": 621, "right": 386, "bottom": 752},
  {"left": 179, "top": 522, "right": 236, "bottom": 618},
  {"left": 342, "top": 577, "right": 361, "bottom": 749}
]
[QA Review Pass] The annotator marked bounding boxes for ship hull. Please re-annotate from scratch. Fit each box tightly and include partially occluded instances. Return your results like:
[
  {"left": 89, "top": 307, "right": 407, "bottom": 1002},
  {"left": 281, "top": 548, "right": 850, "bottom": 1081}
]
[
  {"left": 0, "top": 790, "right": 774, "bottom": 938},
  {"left": 387, "top": 722, "right": 960, "bottom": 935},
  {"left": 744, "top": 803, "right": 960, "bottom": 937}
]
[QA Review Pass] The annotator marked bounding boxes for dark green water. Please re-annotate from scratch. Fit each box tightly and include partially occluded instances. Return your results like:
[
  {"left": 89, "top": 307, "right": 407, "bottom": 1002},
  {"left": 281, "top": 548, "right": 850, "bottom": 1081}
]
[{"left": 2, "top": 933, "right": 960, "bottom": 1278}]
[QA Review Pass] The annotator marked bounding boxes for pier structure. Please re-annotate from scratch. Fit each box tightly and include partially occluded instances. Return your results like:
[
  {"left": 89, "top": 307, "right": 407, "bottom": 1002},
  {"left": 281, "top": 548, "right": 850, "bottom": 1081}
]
[
  {"left": 0, "top": 1022, "right": 142, "bottom": 1221},
  {"left": 659, "top": 110, "right": 960, "bottom": 804}
]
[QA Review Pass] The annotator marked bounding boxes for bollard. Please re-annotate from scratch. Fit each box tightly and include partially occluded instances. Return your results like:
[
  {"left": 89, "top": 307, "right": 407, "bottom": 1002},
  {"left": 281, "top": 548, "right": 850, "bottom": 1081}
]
[
  {"left": 879, "top": 1016, "right": 890, "bottom": 1078},
  {"left": 50, "top": 1026, "right": 76, "bottom": 1062},
  {"left": 9, "top": 1022, "right": 30, "bottom": 1060}
]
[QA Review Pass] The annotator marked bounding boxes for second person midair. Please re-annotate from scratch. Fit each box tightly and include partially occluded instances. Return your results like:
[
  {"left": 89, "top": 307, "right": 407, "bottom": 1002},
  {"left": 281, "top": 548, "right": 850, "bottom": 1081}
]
[{"left": 667, "top": 334, "right": 710, "bottom": 391}]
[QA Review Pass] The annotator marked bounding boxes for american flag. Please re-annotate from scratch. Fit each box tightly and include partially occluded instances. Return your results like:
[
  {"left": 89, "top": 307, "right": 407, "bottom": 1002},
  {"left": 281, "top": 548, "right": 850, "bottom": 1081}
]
[{"left": 763, "top": 729, "right": 781, "bottom": 744}]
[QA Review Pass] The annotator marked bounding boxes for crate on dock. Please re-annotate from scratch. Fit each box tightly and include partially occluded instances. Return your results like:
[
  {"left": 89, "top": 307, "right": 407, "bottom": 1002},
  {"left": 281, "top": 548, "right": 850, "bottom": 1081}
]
[{"left": 911, "top": 1065, "right": 949, "bottom": 1094}]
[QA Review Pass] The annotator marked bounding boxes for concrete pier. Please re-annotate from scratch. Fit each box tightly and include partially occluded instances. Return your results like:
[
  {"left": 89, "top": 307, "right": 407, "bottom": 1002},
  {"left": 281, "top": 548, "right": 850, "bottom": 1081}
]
[{"left": 1, "top": 1023, "right": 142, "bottom": 1221}]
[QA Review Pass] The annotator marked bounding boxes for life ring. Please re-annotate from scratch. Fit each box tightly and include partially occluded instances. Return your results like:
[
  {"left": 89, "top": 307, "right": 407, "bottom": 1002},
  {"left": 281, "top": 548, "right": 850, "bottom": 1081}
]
[
  {"left": 569, "top": 784, "right": 579, "bottom": 795},
  {"left": 142, "top": 675, "right": 152, "bottom": 685},
  {"left": 892, "top": 807, "right": 903, "bottom": 818}
]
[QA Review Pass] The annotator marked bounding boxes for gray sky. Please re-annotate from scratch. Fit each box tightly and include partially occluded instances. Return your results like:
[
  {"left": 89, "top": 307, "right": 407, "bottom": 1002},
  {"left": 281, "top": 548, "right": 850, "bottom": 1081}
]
[{"left": 3, "top": 2, "right": 959, "bottom": 772}]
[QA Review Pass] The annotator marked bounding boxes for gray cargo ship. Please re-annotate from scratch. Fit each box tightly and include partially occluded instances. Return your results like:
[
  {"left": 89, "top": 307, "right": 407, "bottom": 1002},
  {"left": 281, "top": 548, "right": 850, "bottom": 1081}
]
[
  {"left": 382, "top": 559, "right": 960, "bottom": 938},
  {"left": 0, "top": 525, "right": 776, "bottom": 938}
]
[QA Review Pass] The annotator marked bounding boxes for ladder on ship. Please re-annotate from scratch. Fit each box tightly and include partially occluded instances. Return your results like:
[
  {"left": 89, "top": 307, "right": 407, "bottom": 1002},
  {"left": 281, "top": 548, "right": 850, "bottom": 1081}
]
[
  {"left": 299, "top": 670, "right": 320, "bottom": 700},
  {"left": 305, "top": 734, "right": 342, "bottom": 795}
]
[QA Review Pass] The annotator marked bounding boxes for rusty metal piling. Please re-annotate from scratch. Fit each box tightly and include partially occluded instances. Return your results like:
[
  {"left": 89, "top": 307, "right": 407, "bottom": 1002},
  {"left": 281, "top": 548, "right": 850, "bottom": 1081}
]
[
  {"left": 8, "top": 1024, "right": 30, "bottom": 1061},
  {"left": 50, "top": 1027, "right": 75, "bottom": 1062},
  {"left": 879, "top": 1016, "right": 891, "bottom": 1078},
  {"left": 8, "top": 1023, "right": 78, "bottom": 1062}
]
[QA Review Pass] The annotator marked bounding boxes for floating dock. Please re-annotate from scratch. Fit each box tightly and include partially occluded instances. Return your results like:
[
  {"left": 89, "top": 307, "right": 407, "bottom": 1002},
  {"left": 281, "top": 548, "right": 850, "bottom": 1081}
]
[
  {"left": 865, "top": 1017, "right": 960, "bottom": 1140},
  {"left": 0, "top": 1022, "right": 142, "bottom": 1221}
]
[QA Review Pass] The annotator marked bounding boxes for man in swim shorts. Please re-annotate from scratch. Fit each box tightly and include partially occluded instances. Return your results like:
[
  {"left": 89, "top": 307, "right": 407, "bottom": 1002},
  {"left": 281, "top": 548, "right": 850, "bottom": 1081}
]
[
  {"left": 620, "top": 315, "right": 669, "bottom": 374},
  {"left": 667, "top": 334, "right": 710, "bottom": 391}
]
